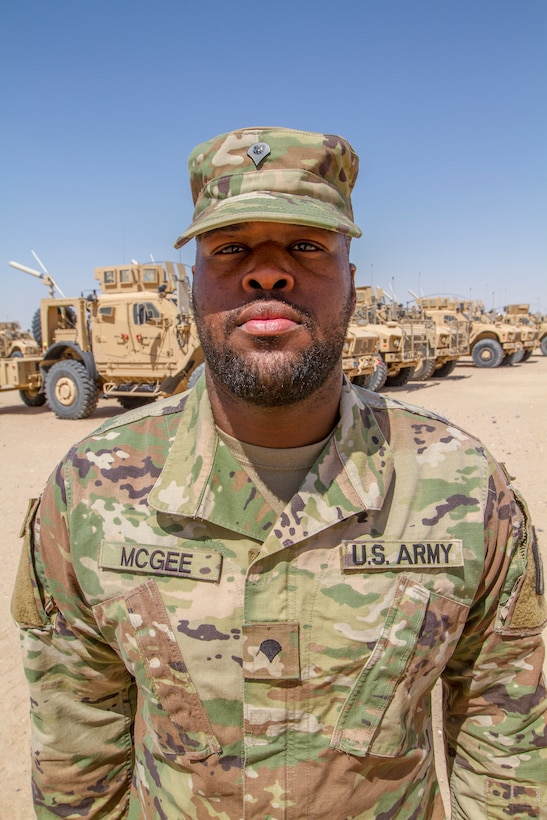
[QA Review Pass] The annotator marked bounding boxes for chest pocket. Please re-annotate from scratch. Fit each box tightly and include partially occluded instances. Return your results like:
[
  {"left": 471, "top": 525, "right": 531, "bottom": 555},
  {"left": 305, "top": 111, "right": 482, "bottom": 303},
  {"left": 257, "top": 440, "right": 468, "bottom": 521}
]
[
  {"left": 93, "top": 579, "right": 221, "bottom": 762},
  {"left": 330, "top": 574, "right": 469, "bottom": 758}
]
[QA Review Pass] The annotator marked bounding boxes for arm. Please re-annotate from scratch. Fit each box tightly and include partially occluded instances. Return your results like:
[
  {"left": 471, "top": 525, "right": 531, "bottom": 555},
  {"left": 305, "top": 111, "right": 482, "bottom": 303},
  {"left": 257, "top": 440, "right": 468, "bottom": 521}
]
[
  {"left": 443, "top": 461, "right": 547, "bottom": 819},
  {"left": 12, "top": 466, "right": 135, "bottom": 818}
]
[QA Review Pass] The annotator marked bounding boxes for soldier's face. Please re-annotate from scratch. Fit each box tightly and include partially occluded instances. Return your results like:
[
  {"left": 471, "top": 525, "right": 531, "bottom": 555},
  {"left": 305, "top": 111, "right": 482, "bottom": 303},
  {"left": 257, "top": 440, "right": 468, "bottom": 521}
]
[{"left": 192, "top": 222, "right": 356, "bottom": 407}]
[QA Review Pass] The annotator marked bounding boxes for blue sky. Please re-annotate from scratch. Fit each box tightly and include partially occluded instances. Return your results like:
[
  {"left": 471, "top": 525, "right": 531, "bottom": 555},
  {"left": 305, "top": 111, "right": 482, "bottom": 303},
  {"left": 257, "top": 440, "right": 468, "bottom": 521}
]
[{"left": 1, "top": 0, "right": 545, "bottom": 329}]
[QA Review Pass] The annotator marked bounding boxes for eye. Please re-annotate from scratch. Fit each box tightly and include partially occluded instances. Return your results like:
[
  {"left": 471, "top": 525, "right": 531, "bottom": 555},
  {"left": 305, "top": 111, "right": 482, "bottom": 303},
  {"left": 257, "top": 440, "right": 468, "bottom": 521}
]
[
  {"left": 291, "top": 241, "right": 321, "bottom": 252},
  {"left": 216, "top": 243, "right": 247, "bottom": 254}
]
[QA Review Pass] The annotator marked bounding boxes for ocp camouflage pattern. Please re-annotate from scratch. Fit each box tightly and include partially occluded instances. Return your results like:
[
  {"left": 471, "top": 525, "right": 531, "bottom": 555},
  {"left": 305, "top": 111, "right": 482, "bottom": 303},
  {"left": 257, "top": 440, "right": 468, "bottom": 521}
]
[
  {"left": 13, "top": 377, "right": 547, "bottom": 818},
  {"left": 174, "top": 127, "right": 362, "bottom": 247}
]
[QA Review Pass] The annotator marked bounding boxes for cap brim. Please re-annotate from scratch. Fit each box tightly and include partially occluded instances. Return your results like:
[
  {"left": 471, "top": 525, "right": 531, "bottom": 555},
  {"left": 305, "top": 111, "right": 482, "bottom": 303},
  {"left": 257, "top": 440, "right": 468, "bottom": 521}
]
[{"left": 174, "top": 192, "right": 361, "bottom": 249}]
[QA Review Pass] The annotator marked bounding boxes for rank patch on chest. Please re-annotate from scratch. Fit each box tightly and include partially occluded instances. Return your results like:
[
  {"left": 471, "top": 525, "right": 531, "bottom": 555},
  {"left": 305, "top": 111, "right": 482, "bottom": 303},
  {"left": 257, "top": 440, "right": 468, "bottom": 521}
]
[
  {"left": 242, "top": 621, "right": 300, "bottom": 680},
  {"left": 99, "top": 541, "right": 222, "bottom": 582},
  {"left": 341, "top": 539, "right": 464, "bottom": 571}
]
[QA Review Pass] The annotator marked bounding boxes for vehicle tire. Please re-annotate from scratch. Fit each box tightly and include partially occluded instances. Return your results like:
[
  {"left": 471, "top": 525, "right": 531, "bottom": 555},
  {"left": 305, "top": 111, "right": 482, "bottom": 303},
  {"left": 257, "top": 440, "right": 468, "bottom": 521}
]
[
  {"left": 471, "top": 339, "right": 503, "bottom": 368},
  {"left": 411, "top": 358, "right": 436, "bottom": 381},
  {"left": 521, "top": 348, "right": 534, "bottom": 362},
  {"left": 45, "top": 360, "right": 99, "bottom": 419},
  {"left": 116, "top": 383, "right": 157, "bottom": 410},
  {"left": 31, "top": 309, "right": 42, "bottom": 347},
  {"left": 512, "top": 347, "right": 525, "bottom": 364},
  {"left": 362, "top": 355, "right": 388, "bottom": 392},
  {"left": 187, "top": 362, "right": 205, "bottom": 389},
  {"left": 540, "top": 336, "right": 547, "bottom": 356},
  {"left": 9, "top": 349, "right": 47, "bottom": 405},
  {"left": 19, "top": 388, "right": 46, "bottom": 407},
  {"left": 501, "top": 351, "right": 518, "bottom": 366},
  {"left": 384, "top": 365, "right": 414, "bottom": 387},
  {"left": 31, "top": 305, "right": 76, "bottom": 349},
  {"left": 434, "top": 359, "right": 457, "bottom": 378}
]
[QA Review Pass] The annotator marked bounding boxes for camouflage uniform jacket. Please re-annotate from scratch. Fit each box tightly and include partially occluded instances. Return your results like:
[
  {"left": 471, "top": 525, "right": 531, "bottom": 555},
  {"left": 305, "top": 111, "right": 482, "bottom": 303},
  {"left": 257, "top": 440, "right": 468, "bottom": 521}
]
[{"left": 13, "top": 377, "right": 547, "bottom": 819}]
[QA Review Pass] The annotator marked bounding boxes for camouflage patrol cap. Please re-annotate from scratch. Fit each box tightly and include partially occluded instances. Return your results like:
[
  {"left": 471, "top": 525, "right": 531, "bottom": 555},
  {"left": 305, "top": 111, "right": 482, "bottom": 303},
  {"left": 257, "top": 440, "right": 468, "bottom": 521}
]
[{"left": 174, "top": 126, "right": 362, "bottom": 248}]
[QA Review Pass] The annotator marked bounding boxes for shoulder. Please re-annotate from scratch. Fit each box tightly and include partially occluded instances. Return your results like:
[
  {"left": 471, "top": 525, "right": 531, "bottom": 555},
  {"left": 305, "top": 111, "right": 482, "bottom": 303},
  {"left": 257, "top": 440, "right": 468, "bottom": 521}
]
[
  {"left": 59, "top": 391, "right": 194, "bottom": 467},
  {"left": 351, "top": 383, "right": 484, "bottom": 448}
]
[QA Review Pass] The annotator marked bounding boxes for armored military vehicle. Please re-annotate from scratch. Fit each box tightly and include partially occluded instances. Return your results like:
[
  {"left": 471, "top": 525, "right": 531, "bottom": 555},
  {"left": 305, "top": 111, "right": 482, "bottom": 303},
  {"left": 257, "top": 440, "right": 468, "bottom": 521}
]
[
  {"left": 0, "top": 321, "right": 40, "bottom": 359},
  {"left": 2, "top": 260, "right": 203, "bottom": 419},
  {"left": 342, "top": 325, "right": 381, "bottom": 389},
  {"left": 538, "top": 318, "right": 547, "bottom": 356},
  {"left": 348, "top": 287, "right": 429, "bottom": 388},
  {"left": 501, "top": 304, "right": 538, "bottom": 362},
  {"left": 457, "top": 300, "right": 522, "bottom": 367},
  {"left": 409, "top": 295, "right": 471, "bottom": 379}
]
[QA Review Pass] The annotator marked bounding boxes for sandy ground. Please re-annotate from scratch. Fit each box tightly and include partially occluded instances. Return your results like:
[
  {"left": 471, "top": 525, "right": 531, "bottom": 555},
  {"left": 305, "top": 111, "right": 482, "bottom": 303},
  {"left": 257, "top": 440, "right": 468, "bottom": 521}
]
[{"left": 1, "top": 355, "right": 546, "bottom": 818}]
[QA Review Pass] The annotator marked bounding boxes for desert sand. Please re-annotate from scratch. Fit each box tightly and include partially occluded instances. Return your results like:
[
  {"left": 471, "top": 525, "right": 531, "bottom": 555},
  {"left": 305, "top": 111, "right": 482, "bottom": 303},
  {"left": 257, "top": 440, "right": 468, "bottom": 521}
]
[{"left": 1, "top": 355, "right": 546, "bottom": 818}]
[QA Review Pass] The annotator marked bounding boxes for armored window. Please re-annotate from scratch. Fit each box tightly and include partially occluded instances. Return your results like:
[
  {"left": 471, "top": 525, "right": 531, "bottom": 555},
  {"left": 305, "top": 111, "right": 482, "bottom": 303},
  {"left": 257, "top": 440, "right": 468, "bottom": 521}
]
[
  {"left": 103, "top": 270, "right": 116, "bottom": 285},
  {"left": 119, "top": 269, "right": 133, "bottom": 284},
  {"left": 133, "top": 303, "right": 161, "bottom": 325},
  {"left": 142, "top": 268, "right": 159, "bottom": 284}
]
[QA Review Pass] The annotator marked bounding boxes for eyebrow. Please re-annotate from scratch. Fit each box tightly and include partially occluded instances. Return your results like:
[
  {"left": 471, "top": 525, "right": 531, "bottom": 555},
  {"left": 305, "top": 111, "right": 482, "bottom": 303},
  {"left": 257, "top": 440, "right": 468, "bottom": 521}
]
[{"left": 199, "top": 223, "right": 250, "bottom": 238}]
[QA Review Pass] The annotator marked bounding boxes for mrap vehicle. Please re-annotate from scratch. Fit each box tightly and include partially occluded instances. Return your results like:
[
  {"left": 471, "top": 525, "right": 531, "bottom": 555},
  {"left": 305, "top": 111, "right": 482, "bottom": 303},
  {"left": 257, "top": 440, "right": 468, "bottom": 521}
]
[{"left": 1, "top": 261, "right": 203, "bottom": 419}]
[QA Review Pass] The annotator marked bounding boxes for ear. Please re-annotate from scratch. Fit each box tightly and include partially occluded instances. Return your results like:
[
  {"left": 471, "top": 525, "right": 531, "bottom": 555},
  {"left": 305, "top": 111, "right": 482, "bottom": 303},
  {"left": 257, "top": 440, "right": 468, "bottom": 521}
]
[
  {"left": 349, "top": 264, "right": 357, "bottom": 312},
  {"left": 191, "top": 265, "right": 196, "bottom": 277}
]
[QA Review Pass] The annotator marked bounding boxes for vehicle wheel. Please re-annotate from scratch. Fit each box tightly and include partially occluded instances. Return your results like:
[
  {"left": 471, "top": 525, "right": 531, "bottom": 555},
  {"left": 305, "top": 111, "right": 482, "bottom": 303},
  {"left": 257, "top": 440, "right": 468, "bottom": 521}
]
[
  {"left": 45, "top": 360, "right": 99, "bottom": 419},
  {"left": 434, "top": 359, "right": 457, "bottom": 378},
  {"left": 501, "top": 351, "right": 518, "bottom": 366},
  {"left": 411, "top": 358, "right": 436, "bottom": 381},
  {"left": 512, "top": 347, "right": 525, "bottom": 364},
  {"left": 521, "top": 348, "right": 534, "bottom": 362},
  {"left": 471, "top": 339, "right": 503, "bottom": 368},
  {"left": 187, "top": 362, "right": 205, "bottom": 389},
  {"left": 10, "top": 348, "right": 47, "bottom": 405},
  {"left": 19, "top": 388, "right": 46, "bottom": 407},
  {"left": 384, "top": 366, "right": 414, "bottom": 387},
  {"left": 116, "top": 383, "right": 157, "bottom": 410},
  {"left": 540, "top": 337, "right": 547, "bottom": 356},
  {"left": 31, "top": 309, "right": 42, "bottom": 347},
  {"left": 363, "top": 355, "right": 388, "bottom": 392}
]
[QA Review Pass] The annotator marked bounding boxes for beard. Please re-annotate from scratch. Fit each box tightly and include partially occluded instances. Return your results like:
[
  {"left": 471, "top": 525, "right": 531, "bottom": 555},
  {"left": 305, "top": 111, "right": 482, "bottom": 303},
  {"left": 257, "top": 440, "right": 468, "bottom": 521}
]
[{"left": 192, "top": 292, "right": 354, "bottom": 408}]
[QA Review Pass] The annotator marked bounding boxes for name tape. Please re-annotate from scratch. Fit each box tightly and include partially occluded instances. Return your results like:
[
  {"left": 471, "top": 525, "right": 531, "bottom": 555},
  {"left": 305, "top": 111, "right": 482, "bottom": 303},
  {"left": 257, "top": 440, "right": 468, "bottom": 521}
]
[
  {"left": 99, "top": 541, "right": 222, "bottom": 582},
  {"left": 341, "top": 540, "right": 464, "bottom": 571}
]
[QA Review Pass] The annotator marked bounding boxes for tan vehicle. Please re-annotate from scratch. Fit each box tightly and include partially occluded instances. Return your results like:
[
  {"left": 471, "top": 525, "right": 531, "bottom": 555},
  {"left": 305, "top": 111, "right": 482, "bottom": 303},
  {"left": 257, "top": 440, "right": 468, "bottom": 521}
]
[
  {"left": 409, "top": 295, "right": 471, "bottom": 379},
  {"left": 0, "top": 321, "right": 44, "bottom": 407},
  {"left": 501, "top": 304, "right": 539, "bottom": 362},
  {"left": 2, "top": 261, "right": 203, "bottom": 419},
  {"left": 458, "top": 300, "right": 522, "bottom": 367},
  {"left": 538, "top": 319, "right": 547, "bottom": 356},
  {"left": 342, "top": 324, "right": 381, "bottom": 389},
  {"left": 348, "top": 287, "right": 429, "bottom": 389},
  {"left": 0, "top": 321, "right": 41, "bottom": 359}
]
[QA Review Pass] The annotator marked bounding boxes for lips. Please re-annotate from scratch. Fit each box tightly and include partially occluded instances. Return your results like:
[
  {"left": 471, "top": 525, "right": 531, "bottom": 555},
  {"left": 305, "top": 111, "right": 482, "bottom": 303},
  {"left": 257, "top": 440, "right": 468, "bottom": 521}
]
[{"left": 236, "top": 301, "right": 303, "bottom": 336}]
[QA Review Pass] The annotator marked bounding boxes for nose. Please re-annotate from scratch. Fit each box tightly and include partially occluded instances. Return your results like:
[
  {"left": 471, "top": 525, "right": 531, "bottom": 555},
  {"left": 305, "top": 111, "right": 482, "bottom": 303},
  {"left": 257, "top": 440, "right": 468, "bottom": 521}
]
[{"left": 241, "top": 246, "right": 295, "bottom": 292}]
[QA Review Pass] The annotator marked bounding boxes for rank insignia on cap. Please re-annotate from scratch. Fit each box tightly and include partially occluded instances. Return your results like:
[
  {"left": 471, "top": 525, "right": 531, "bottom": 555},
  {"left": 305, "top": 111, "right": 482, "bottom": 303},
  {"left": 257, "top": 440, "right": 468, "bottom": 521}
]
[{"left": 247, "top": 141, "right": 271, "bottom": 167}]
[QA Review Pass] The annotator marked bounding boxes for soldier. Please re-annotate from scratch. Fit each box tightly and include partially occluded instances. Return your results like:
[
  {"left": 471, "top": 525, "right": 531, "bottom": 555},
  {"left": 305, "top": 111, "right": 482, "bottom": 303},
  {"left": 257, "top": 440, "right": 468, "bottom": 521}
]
[{"left": 12, "top": 127, "right": 547, "bottom": 818}]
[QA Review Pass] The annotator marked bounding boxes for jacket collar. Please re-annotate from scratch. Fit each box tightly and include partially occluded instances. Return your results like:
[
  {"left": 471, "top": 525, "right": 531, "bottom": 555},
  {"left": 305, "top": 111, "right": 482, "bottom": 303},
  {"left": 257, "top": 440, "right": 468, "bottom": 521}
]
[{"left": 149, "top": 377, "right": 394, "bottom": 545}]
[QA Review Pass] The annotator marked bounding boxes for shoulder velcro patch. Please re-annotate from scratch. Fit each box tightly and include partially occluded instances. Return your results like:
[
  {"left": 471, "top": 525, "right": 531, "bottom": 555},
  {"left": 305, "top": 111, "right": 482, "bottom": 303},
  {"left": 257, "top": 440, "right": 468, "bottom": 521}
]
[
  {"left": 498, "top": 527, "right": 547, "bottom": 635},
  {"left": 10, "top": 497, "right": 50, "bottom": 629}
]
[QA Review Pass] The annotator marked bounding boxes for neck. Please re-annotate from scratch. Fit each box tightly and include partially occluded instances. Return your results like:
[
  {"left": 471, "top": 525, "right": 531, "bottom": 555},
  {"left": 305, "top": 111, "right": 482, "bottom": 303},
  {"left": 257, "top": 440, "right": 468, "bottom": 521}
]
[{"left": 205, "top": 370, "right": 343, "bottom": 448}]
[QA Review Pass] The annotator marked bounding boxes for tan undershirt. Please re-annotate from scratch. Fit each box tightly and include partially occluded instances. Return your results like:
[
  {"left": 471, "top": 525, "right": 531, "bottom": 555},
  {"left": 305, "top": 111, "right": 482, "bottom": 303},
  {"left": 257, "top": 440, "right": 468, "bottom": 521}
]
[{"left": 217, "top": 428, "right": 332, "bottom": 516}]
